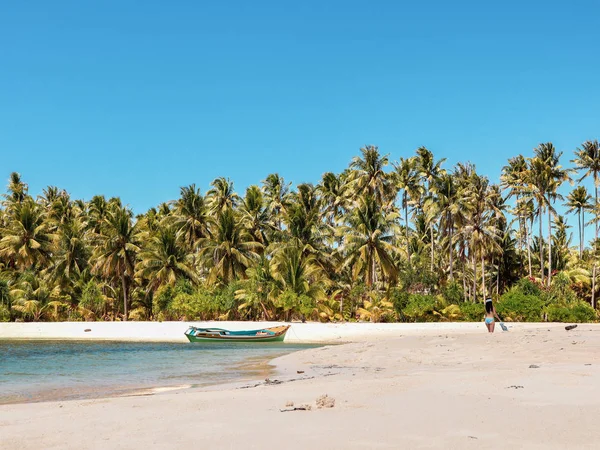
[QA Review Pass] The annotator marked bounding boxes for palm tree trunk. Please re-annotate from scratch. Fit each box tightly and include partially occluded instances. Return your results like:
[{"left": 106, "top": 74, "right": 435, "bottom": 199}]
[
  {"left": 449, "top": 224, "right": 454, "bottom": 281},
  {"left": 472, "top": 251, "right": 477, "bottom": 303},
  {"left": 548, "top": 202, "right": 552, "bottom": 286},
  {"left": 592, "top": 263, "right": 596, "bottom": 309},
  {"left": 582, "top": 210, "right": 585, "bottom": 256},
  {"left": 404, "top": 192, "right": 410, "bottom": 264},
  {"left": 121, "top": 274, "right": 128, "bottom": 321},
  {"left": 481, "top": 252, "right": 486, "bottom": 300},
  {"left": 579, "top": 210, "right": 583, "bottom": 258},
  {"left": 539, "top": 204, "right": 544, "bottom": 283},
  {"left": 496, "top": 262, "right": 500, "bottom": 295},
  {"left": 527, "top": 217, "right": 532, "bottom": 277},
  {"left": 462, "top": 264, "right": 467, "bottom": 302},
  {"left": 430, "top": 225, "right": 434, "bottom": 273},
  {"left": 595, "top": 177, "right": 598, "bottom": 242}
]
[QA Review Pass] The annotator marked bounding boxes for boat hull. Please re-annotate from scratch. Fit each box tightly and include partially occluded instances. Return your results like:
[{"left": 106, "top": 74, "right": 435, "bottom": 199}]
[{"left": 185, "top": 325, "right": 290, "bottom": 343}]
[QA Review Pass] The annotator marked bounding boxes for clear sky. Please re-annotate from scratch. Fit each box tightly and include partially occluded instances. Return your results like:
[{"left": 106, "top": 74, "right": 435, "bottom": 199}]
[{"left": 1, "top": 0, "right": 599, "bottom": 215}]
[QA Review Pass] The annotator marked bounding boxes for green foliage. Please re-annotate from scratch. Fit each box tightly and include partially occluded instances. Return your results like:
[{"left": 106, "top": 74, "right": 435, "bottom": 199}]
[
  {"left": 496, "top": 291, "right": 544, "bottom": 322},
  {"left": 514, "top": 277, "right": 542, "bottom": 296},
  {"left": 0, "top": 304, "right": 10, "bottom": 322},
  {"left": 546, "top": 302, "right": 597, "bottom": 323},
  {"left": 459, "top": 302, "right": 484, "bottom": 321},
  {"left": 442, "top": 281, "right": 464, "bottom": 305},
  {"left": 389, "top": 287, "right": 409, "bottom": 317},
  {"left": 2, "top": 145, "right": 600, "bottom": 323},
  {"left": 544, "top": 272, "right": 578, "bottom": 304},
  {"left": 398, "top": 267, "right": 439, "bottom": 295},
  {"left": 401, "top": 294, "right": 438, "bottom": 322},
  {"left": 78, "top": 280, "right": 106, "bottom": 319}
]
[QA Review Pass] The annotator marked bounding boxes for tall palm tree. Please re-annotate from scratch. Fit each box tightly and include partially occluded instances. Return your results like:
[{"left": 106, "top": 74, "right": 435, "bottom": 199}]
[
  {"left": 433, "top": 172, "right": 463, "bottom": 280},
  {"left": 2, "top": 172, "right": 28, "bottom": 210},
  {"left": 349, "top": 145, "right": 394, "bottom": 208},
  {"left": 207, "top": 177, "right": 239, "bottom": 213},
  {"left": 262, "top": 173, "right": 290, "bottom": 231},
  {"left": 393, "top": 157, "right": 421, "bottom": 263},
  {"left": 529, "top": 143, "right": 570, "bottom": 285},
  {"left": 338, "top": 195, "right": 398, "bottom": 288},
  {"left": 565, "top": 186, "right": 592, "bottom": 258},
  {"left": 170, "top": 184, "right": 211, "bottom": 253},
  {"left": 501, "top": 155, "right": 529, "bottom": 267},
  {"left": 572, "top": 140, "right": 600, "bottom": 240},
  {"left": 317, "top": 172, "right": 349, "bottom": 228},
  {"left": 239, "top": 185, "right": 272, "bottom": 247},
  {"left": 416, "top": 147, "right": 446, "bottom": 272},
  {"left": 92, "top": 206, "right": 140, "bottom": 320},
  {"left": 459, "top": 173, "right": 502, "bottom": 300},
  {"left": 198, "top": 208, "right": 262, "bottom": 285}
]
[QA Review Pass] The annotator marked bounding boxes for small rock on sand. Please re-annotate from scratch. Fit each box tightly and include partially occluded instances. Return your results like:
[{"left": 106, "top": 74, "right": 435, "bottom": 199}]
[
  {"left": 285, "top": 401, "right": 294, "bottom": 407},
  {"left": 529, "top": 364, "right": 540, "bottom": 369},
  {"left": 316, "top": 394, "right": 335, "bottom": 408}
]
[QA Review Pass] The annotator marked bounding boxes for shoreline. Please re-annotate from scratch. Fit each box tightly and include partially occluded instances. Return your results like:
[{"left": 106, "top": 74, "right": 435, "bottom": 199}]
[
  {"left": 0, "top": 320, "right": 564, "bottom": 343},
  {"left": 3, "top": 324, "right": 600, "bottom": 449}
]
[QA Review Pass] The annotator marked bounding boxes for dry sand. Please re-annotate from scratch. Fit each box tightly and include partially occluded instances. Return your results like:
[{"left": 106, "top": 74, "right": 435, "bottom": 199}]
[{"left": 2, "top": 323, "right": 600, "bottom": 449}]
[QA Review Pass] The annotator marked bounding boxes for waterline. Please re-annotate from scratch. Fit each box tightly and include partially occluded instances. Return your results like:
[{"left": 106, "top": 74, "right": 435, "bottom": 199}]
[{"left": 0, "top": 340, "right": 316, "bottom": 404}]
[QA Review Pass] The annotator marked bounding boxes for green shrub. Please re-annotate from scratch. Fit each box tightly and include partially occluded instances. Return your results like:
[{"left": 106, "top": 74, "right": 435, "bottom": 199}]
[
  {"left": 389, "top": 288, "right": 409, "bottom": 317},
  {"left": 0, "top": 305, "right": 10, "bottom": 322},
  {"left": 514, "top": 278, "right": 542, "bottom": 296},
  {"left": 459, "top": 302, "right": 484, "bottom": 321},
  {"left": 546, "top": 302, "right": 597, "bottom": 323},
  {"left": 442, "top": 281, "right": 464, "bottom": 305},
  {"left": 496, "top": 291, "right": 544, "bottom": 322},
  {"left": 402, "top": 294, "right": 438, "bottom": 322}
]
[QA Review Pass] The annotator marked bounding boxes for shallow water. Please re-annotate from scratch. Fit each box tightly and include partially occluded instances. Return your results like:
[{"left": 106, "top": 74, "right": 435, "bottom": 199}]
[{"left": 0, "top": 340, "right": 316, "bottom": 404}]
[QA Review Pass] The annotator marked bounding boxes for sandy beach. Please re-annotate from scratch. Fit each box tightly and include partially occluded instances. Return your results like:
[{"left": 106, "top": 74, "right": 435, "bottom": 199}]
[{"left": 2, "top": 323, "right": 600, "bottom": 449}]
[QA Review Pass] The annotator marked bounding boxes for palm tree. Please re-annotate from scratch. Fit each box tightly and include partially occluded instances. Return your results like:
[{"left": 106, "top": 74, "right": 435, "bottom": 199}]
[
  {"left": 393, "top": 157, "right": 421, "bottom": 263},
  {"left": 416, "top": 147, "right": 446, "bottom": 272},
  {"left": 572, "top": 140, "right": 600, "bottom": 240},
  {"left": 170, "top": 184, "right": 211, "bottom": 253},
  {"left": 317, "top": 172, "right": 349, "bottom": 228},
  {"left": 239, "top": 185, "right": 272, "bottom": 246},
  {"left": 92, "top": 206, "right": 140, "bottom": 320},
  {"left": 529, "top": 143, "right": 571, "bottom": 285},
  {"left": 501, "top": 155, "right": 530, "bottom": 267},
  {"left": 338, "top": 195, "right": 398, "bottom": 288},
  {"left": 0, "top": 200, "right": 54, "bottom": 271},
  {"left": 207, "top": 177, "right": 239, "bottom": 213},
  {"left": 565, "top": 186, "right": 592, "bottom": 258},
  {"left": 2, "top": 172, "right": 28, "bottom": 210},
  {"left": 459, "top": 173, "right": 501, "bottom": 300},
  {"left": 198, "top": 208, "right": 262, "bottom": 285},
  {"left": 49, "top": 218, "right": 90, "bottom": 296},
  {"left": 349, "top": 145, "right": 394, "bottom": 208},
  {"left": 433, "top": 172, "right": 463, "bottom": 280},
  {"left": 262, "top": 173, "right": 290, "bottom": 231},
  {"left": 136, "top": 225, "right": 198, "bottom": 302}
]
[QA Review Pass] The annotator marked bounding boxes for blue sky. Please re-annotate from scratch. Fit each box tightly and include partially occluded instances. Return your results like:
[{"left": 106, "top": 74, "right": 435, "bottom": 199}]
[{"left": 1, "top": 0, "right": 599, "bottom": 221}]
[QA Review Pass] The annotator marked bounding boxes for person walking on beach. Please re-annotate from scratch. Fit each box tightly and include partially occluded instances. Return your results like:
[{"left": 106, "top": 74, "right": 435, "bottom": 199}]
[{"left": 484, "top": 298, "right": 501, "bottom": 333}]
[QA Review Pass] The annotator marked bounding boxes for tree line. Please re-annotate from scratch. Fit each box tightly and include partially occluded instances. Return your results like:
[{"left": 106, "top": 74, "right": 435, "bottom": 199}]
[{"left": 1, "top": 140, "right": 599, "bottom": 323}]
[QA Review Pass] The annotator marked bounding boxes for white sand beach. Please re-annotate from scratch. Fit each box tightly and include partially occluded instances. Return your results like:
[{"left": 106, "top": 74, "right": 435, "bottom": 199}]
[{"left": 2, "top": 323, "right": 600, "bottom": 449}]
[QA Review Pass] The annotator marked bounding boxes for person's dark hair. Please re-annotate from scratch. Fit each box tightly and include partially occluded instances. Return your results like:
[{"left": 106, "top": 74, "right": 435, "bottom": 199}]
[{"left": 485, "top": 298, "right": 493, "bottom": 314}]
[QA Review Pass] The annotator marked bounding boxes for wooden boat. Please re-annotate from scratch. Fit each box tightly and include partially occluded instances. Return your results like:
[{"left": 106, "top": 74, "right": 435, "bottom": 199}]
[{"left": 185, "top": 325, "right": 290, "bottom": 343}]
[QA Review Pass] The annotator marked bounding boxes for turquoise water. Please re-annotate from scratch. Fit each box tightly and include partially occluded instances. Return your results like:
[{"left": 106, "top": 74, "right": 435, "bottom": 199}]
[{"left": 0, "top": 340, "right": 315, "bottom": 404}]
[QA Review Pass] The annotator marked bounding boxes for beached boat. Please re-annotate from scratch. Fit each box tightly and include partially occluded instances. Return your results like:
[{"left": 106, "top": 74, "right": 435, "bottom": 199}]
[{"left": 184, "top": 325, "right": 290, "bottom": 343}]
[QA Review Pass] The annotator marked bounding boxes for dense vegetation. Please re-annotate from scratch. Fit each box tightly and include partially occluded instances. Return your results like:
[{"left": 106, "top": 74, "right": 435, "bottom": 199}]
[{"left": 1, "top": 141, "right": 599, "bottom": 323}]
